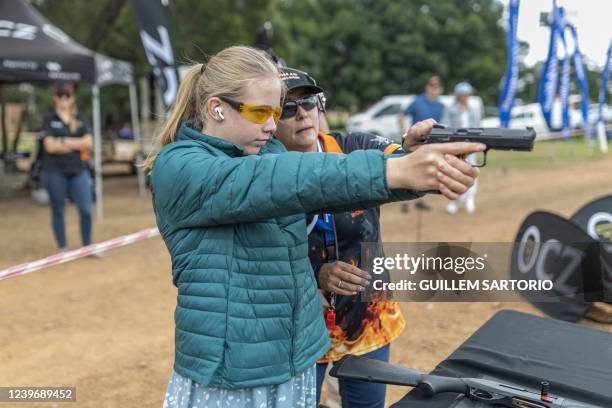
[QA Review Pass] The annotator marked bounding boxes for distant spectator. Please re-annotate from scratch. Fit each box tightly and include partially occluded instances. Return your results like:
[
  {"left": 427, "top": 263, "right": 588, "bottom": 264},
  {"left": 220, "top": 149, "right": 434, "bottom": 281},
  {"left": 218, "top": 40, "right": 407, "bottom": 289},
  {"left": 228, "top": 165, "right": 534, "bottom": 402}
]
[
  {"left": 398, "top": 75, "right": 445, "bottom": 133},
  {"left": 40, "top": 81, "right": 94, "bottom": 252},
  {"left": 442, "top": 81, "right": 482, "bottom": 214},
  {"left": 118, "top": 123, "right": 134, "bottom": 140},
  {"left": 397, "top": 75, "right": 445, "bottom": 212}
]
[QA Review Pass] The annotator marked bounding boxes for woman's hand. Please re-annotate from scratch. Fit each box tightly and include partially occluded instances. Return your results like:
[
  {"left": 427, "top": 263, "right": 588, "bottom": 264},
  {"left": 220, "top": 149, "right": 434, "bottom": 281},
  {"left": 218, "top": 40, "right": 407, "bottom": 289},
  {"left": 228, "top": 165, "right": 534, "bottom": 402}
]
[
  {"left": 386, "top": 142, "right": 484, "bottom": 200},
  {"left": 318, "top": 261, "right": 372, "bottom": 296},
  {"left": 63, "top": 134, "right": 93, "bottom": 150},
  {"left": 401, "top": 119, "right": 436, "bottom": 152}
]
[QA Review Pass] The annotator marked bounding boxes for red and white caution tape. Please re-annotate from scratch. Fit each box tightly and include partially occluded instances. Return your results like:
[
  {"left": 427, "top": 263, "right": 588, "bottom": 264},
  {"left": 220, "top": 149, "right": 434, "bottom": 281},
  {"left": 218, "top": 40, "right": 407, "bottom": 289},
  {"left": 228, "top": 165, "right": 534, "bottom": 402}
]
[{"left": 0, "top": 227, "right": 160, "bottom": 282}]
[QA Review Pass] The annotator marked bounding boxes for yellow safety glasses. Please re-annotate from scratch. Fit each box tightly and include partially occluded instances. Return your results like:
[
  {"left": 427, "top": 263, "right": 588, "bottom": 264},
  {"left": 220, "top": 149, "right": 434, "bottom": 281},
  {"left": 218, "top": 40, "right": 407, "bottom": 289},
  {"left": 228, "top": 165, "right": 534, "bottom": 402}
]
[{"left": 219, "top": 96, "right": 282, "bottom": 124}]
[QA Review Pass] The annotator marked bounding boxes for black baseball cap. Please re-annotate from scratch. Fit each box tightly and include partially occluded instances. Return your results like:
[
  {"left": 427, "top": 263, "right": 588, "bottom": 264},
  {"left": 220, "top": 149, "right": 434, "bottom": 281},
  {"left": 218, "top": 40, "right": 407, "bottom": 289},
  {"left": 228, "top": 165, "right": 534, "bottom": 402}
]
[{"left": 279, "top": 67, "right": 323, "bottom": 95}]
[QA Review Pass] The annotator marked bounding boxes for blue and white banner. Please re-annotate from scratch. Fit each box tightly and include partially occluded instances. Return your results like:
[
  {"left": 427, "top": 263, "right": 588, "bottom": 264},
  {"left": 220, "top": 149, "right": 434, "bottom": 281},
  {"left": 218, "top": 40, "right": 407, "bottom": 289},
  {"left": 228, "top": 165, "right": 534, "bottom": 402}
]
[
  {"left": 557, "top": 8, "right": 571, "bottom": 138},
  {"left": 599, "top": 40, "right": 611, "bottom": 124},
  {"left": 499, "top": 0, "right": 520, "bottom": 128},
  {"left": 569, "top": 26, "right": 591, "bottom": 137},
  {"left": 538, "top": 1, "right": 559, "bottom": 130}
]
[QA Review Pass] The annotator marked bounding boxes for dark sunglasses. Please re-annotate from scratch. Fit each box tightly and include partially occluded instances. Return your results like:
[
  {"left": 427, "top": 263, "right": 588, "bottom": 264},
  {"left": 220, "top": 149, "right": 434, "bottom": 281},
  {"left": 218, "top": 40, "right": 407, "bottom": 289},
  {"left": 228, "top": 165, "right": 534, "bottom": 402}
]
[
  {"left": 55, "top": 91, "right": 74, "bottom": 98},
  {"left": 280, "top": 95, "right": 318, "bottom": 120}
]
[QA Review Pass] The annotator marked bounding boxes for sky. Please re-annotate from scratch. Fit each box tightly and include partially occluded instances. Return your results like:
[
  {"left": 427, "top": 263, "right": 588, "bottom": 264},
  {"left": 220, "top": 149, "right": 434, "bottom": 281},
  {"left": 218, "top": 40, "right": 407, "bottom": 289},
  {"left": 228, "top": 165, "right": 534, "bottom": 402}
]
[{"left": 498, "top": 0, "right": 611, "bottom": 69}]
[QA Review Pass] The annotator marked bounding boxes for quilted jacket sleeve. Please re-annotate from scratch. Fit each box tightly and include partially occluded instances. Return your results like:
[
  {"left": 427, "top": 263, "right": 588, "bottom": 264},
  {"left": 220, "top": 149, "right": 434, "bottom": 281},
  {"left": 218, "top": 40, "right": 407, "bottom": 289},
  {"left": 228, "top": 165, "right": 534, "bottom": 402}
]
[
  {"left": 319, "top": 132, "right": 425, "bottom": 213},
  {"left": 151, "top": 140, "right": 419, "bottom": 228},
  {"left": 317, "top": 189, "right": 423, "bottom": 215}
]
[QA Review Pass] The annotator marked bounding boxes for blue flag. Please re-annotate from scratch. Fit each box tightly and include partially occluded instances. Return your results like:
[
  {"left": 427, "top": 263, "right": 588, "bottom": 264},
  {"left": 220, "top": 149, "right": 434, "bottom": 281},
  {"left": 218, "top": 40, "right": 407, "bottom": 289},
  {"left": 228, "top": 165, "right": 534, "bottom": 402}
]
[
  {"left": 557, "top": 8, "right": 571, "bottom": 138},
  {"left": 568, "top": 26, "right": 591, "bottom": 137},
  {"left": 599, "top": 40, "right": 611, "bottom": 124},
  {"left": 538, "top": 1, "right": 559, "bottom": 130},
  {"left": 499, "top": 0, "right": 520, "bottom": 128}
]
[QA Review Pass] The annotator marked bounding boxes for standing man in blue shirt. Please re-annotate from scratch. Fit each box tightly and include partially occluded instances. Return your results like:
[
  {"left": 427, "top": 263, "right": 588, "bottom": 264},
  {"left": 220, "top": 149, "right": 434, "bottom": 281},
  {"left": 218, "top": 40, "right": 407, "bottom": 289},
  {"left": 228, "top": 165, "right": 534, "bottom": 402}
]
[
  {"left": 398, "top": 75, "right": 445, "bottom": 133},
  {"left": 398, "top": 75, "right": 445, "bottom": 212}
]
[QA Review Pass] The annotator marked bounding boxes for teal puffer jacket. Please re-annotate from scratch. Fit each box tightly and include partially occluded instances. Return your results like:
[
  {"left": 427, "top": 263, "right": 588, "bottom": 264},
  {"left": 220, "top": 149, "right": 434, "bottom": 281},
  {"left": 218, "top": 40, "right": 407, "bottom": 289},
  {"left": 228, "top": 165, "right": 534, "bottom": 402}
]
[{"left": 151, "top": 122, "right": 420, "bottom": 389}]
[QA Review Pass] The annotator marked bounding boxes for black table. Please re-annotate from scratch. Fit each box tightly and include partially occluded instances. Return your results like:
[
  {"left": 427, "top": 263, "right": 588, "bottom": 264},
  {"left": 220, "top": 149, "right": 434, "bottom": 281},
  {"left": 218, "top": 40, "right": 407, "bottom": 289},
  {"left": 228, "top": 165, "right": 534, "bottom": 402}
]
[{"left": 392, "top": 310, "right": 612, "bottom": 407}]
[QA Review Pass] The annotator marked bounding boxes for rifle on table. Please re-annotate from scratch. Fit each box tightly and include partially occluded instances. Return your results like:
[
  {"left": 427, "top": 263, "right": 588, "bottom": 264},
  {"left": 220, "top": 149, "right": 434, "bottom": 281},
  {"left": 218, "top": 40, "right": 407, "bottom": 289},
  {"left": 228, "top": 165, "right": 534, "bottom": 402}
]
[
  {"left": 329, "top": 355, "right": 601, "bottom": 407},
  {"left": 425, "top": 125, "right": 536, "bottom": 167}
]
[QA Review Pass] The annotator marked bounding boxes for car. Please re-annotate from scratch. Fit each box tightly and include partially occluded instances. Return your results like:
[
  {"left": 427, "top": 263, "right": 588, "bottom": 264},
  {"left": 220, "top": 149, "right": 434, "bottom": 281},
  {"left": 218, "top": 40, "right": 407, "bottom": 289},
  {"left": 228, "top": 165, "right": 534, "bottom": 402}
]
[
  {"left": 345, "top": 95, "right": 415, "bottom": 142},
  {"left": 346, "top": 95, "right": 483, "bottom": 142},
  {"left": 481, "top": 103, "right": 549, "bottom": 133}
]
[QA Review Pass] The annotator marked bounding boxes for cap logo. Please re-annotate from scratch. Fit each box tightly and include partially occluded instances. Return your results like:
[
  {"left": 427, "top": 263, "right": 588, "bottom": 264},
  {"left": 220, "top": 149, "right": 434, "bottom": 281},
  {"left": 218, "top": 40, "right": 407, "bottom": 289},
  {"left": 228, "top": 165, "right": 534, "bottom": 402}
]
[{"left": 280, "top": 72, "right": 300, "bottom": 80}]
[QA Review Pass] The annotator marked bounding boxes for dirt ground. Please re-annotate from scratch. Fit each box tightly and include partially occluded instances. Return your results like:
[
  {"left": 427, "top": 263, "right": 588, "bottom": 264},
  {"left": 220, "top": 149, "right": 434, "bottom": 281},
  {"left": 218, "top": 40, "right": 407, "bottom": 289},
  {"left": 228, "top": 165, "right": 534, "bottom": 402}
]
[{"left": 1, "top": 156, "right": 611, "bottom": 408}]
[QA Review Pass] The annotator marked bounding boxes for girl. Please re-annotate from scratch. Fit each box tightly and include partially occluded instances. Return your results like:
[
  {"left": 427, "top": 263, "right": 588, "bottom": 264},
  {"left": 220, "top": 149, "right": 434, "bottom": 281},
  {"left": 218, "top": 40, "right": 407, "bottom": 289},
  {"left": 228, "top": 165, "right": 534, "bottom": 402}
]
[{"left": 145, "top": 46, "right": 482, "bottom": 408}]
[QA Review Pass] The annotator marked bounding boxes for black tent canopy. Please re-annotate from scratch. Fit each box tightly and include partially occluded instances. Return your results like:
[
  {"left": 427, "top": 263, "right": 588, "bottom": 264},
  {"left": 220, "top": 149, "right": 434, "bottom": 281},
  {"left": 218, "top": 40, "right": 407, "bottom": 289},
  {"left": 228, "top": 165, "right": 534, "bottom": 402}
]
[
  {"left": 0, "top": 0, "right": 146, "bottom": 217},
  {"left": 0, "top": 0, "right": 96, "bottom": 83}
]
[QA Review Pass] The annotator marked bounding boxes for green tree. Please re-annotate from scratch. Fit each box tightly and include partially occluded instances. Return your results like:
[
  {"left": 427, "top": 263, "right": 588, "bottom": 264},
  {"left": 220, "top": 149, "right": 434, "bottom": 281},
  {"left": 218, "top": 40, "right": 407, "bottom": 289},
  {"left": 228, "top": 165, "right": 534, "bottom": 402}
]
[
  {"left": 33, "top": 0, "right": 275, "bottom": 126},
  {"left": 32, "top": 0, "right": 511, "bottom": 115},
  {"left": 271, "top": 0, "right": 507, "bottom": 110}
]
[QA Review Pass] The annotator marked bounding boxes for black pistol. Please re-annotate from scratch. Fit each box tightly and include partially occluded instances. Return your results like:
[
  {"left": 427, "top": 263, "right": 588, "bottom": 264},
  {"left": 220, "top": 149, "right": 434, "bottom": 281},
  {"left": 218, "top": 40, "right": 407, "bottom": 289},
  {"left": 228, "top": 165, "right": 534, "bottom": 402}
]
[{"left": 425, "top": 125, "right": 536, "bottom": 166}]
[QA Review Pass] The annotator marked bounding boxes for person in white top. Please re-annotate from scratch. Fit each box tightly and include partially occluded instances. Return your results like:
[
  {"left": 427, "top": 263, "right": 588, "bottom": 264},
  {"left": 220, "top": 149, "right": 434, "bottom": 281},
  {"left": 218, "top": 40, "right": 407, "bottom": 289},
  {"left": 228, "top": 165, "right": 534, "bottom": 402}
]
[{"left": 441, "top": 82, "right": 482, "bottom": 214}]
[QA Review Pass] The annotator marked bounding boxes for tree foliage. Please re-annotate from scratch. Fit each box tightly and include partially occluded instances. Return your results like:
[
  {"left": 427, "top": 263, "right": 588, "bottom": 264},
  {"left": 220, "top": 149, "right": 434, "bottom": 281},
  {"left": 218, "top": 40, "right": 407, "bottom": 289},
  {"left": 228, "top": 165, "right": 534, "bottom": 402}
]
[
  {"left": 271, "top": 0, "right": 508, "bottom": 109},
  {"left": 29, "top": 0, "right": 603, "bottom": 124}
]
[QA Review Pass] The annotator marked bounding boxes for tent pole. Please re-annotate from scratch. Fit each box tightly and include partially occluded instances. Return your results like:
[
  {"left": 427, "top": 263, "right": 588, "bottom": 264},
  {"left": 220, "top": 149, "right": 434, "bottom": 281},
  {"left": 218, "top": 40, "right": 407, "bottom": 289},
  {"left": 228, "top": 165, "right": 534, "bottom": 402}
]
[
  {"left": 92, "top": 84, "right": 103, "bottom": 219},
  {"left": 129, "top": 82, "right": 146, "bottom": 197},
  {"left": 10, "top": 105, "right": 25, "bottom": 154},
  {"left": 0, "top": 87, "right": 7, "bottom": 162}
]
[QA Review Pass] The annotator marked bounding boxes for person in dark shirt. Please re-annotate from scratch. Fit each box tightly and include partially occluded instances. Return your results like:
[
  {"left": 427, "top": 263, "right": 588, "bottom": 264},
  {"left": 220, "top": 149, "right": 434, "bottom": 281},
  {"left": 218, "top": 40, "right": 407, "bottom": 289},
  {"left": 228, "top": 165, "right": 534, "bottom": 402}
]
[
  {"left": 274, "top": 67, "right": 479, "bottom": 408},
  {"left": 397, "top": 75, "right": 446, "bottom": 212},
  {"left": 40, "top": 81, "right": 94, "bottom": 252}
]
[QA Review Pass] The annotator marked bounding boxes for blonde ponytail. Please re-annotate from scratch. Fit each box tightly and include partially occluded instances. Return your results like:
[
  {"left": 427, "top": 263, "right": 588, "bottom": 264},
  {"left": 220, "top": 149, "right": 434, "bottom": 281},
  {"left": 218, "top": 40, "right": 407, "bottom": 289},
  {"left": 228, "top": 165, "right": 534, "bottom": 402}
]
[{"left": 143, "top": 65, "right": 202, "bottom": 171}]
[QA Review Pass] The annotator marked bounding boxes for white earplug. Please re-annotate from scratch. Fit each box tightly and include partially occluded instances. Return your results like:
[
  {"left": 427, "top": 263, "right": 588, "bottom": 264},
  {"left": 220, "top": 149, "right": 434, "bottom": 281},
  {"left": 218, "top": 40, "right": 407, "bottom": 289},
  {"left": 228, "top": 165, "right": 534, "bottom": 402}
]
[{"left": 214, "top": 107, "right": 225, "bottom": 120}]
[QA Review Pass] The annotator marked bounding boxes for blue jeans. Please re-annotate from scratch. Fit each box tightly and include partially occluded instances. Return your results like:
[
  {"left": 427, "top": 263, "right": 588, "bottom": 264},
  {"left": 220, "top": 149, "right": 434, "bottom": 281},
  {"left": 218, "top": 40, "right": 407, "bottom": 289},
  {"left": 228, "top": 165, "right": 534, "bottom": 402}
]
[
  {"left": 316, "top": 344, "right": 390, "bottom": 408},
  {"left": 41, "top": 170, "right": 92, "bottom": 248}
]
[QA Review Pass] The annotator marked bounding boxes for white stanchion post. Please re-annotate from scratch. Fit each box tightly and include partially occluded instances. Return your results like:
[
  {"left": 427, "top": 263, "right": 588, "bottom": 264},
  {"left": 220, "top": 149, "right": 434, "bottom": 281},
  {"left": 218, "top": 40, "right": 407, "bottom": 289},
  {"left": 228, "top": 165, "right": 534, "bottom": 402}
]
[
  {"left": 92, "top": 84, "right": 103, "bottom": 219},
  {"left": 129, "top": 83, "right": 146, "bottom": 197},
  {"left": 597, "top": 121, "right": 609, "bottom": 154}
]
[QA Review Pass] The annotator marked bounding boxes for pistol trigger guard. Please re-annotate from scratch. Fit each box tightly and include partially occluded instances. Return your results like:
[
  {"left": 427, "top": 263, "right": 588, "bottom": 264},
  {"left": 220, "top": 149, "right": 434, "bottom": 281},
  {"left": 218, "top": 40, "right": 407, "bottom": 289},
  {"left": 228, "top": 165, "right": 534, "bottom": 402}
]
[{"left": 473, "top": 148, "right": 488, "bottom": 168}]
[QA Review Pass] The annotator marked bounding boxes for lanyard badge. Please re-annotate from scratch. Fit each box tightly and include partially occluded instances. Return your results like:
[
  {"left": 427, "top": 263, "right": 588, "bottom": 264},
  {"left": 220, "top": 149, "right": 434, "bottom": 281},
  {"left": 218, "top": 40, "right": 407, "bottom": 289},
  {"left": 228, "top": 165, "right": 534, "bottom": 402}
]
[
  {"left": 326, "top": 293, "right": 337, "bottom": 329},
  {"left": 318, "top": 213, "right": 338, "bottom": 330},
  {"left": 309, "top": 209, "right": 339, "bottom": 330}
]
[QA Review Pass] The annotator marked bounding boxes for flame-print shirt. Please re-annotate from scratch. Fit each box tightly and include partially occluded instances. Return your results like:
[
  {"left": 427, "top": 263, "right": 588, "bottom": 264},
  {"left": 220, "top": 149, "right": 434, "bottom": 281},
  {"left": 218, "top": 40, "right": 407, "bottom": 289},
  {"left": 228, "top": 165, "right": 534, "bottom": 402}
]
[{"left": 308, "top": 132, "right": 406, "bottom": 363}]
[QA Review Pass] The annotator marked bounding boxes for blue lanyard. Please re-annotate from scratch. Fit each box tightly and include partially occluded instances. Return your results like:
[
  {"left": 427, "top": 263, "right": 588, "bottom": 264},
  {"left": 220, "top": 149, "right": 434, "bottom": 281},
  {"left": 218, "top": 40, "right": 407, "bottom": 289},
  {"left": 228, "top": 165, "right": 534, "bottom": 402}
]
[
  {"left": 315, "top": 213, "right": 337, "bottom": 263},
  {"left": 309, "top": 139, "right": 337, "bottom": 263}
]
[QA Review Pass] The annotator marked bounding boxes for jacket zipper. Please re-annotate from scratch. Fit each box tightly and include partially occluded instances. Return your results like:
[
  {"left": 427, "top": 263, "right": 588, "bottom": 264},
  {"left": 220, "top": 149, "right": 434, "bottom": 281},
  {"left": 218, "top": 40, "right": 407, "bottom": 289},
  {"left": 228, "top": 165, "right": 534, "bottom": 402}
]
[{"left": 289, "top": 260, "right": 297, "bottom": 377}]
